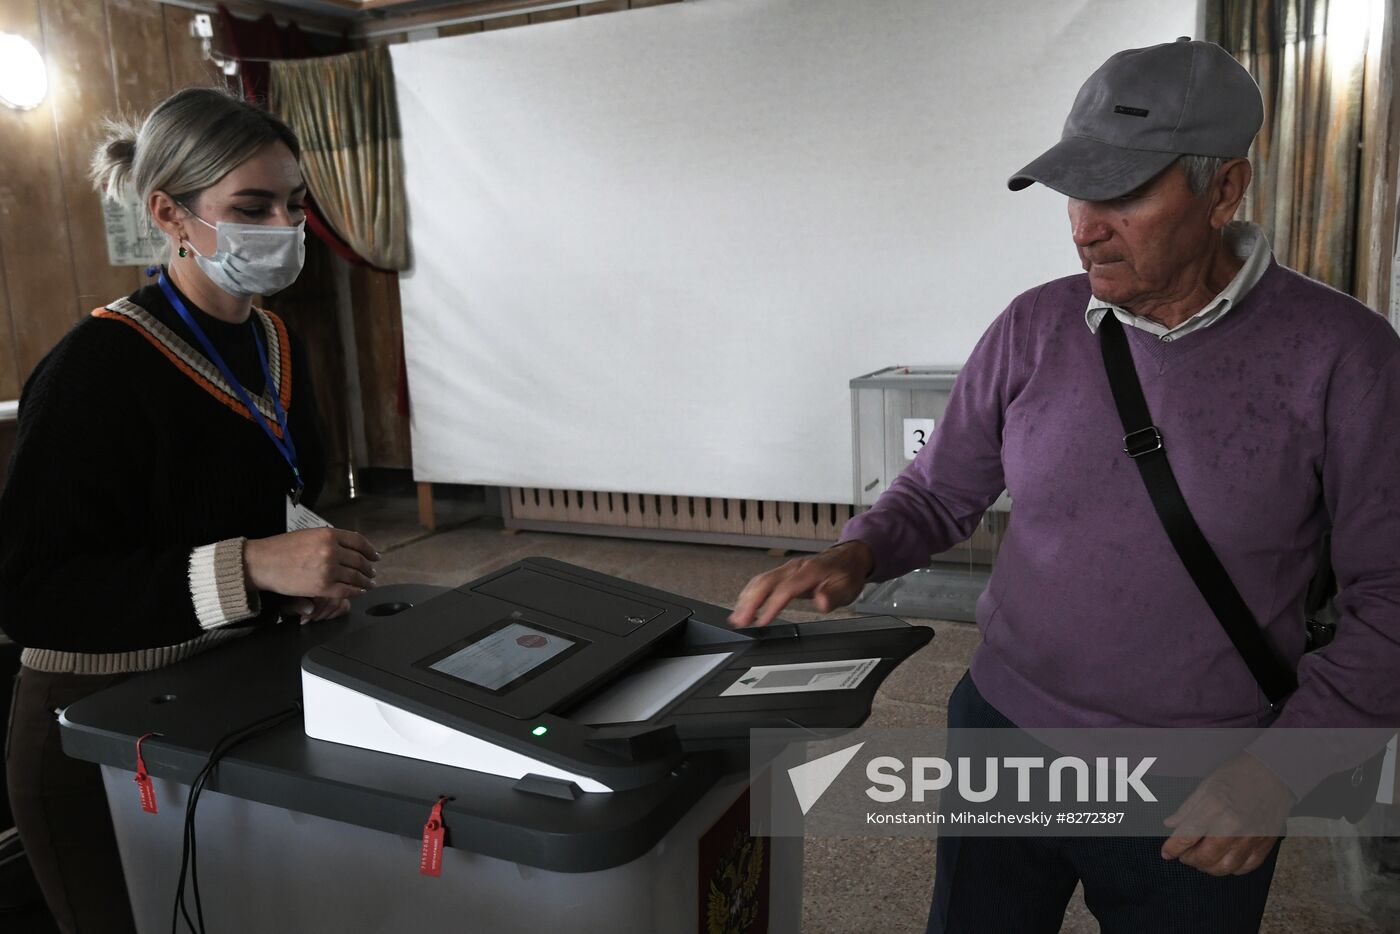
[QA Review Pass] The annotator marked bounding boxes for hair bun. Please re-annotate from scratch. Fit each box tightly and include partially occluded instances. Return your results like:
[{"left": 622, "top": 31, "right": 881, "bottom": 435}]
[
  {"left": 89, "top": 118, "right": 140, "bottom": 200},
  {"left": 105, "top": 135, "right": 136, "bottom": 164}
]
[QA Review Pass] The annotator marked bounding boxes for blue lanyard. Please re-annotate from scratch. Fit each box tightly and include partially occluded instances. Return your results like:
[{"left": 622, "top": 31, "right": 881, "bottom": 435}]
[{"left": 155, "top": 270, "right": 304, "bottom": 500}]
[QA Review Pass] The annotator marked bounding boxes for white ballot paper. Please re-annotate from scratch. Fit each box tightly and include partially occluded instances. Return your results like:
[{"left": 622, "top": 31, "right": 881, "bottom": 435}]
[
  {"left": 720, "top": 658, "right": 880, "bottom": 696},
  {"left": 573, "top": 653, "right": 734, "bottom": 724}
]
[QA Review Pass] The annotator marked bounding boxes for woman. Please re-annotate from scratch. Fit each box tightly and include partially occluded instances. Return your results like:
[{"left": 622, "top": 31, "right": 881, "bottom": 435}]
[{"left": 0, "top": 87, "right": 379, "bottom": 933}]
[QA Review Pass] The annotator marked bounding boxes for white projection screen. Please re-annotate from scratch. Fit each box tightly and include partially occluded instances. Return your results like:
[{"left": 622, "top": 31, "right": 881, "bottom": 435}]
[{"left": 391, "top": 0, "right": 1197, "bottom": 503}]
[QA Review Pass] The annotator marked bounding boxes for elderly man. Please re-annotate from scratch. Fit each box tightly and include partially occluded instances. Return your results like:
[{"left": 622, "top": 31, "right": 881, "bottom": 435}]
[{"left": 730, "top": 38, "right": 1400, "bottom": 933}]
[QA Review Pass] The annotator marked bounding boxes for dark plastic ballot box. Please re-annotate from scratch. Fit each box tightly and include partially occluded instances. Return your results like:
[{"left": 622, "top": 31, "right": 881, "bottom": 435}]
[{"left": 59, "top": 559, "right": 932, "bottom": 934}]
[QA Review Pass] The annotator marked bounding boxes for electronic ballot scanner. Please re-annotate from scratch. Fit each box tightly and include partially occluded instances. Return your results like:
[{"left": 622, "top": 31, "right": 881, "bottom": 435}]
[
  {"left": 55, "top": 560, "right": 934, "bottom": 932},
  {"left": 303, "top": 557, "right": 932, "bottom": 794}
]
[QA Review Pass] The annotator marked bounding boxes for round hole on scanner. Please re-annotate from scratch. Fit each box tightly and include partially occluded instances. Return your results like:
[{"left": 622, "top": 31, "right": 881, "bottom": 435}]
[
  {"left": 366, "top": 602, "right": 413, "bottom": 617},
  {"left": 150, "top": 694, "right": 177, "bottom": 704}
]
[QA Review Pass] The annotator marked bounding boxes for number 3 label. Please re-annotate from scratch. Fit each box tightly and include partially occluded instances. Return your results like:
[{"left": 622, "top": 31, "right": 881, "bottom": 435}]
[{"left": 904, "top": 418, "right": 936, "bottom": 460}]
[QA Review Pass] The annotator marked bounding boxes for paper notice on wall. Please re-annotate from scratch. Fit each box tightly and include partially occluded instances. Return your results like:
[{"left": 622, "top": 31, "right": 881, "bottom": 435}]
[
  {"left": 720, "top": 658, "right": 880, "bottom": 696},
  {"left": 102, "top": 192, "right": 165, "bottom": 267}
]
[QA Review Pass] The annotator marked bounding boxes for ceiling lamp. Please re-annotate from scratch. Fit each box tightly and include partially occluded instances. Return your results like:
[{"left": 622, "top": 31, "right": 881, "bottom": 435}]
[{"left": 0, "top": 32, "right": 48, "bottom": 111}]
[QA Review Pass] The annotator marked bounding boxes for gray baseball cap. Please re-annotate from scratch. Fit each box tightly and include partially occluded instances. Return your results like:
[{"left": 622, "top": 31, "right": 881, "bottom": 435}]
[{"left": 1008, "top": 37, "right": 1263, "bottom": 201}]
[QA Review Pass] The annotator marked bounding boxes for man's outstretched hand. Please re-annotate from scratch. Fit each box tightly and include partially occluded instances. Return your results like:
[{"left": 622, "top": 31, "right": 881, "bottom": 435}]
[{"left": 728, "top": 541, "right": 875, "bottom": 628}]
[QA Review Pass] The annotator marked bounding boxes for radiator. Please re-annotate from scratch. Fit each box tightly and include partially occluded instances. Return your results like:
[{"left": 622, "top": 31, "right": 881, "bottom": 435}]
[{"left": 500, "top": 486, "right": 1007, "bottom": 559}]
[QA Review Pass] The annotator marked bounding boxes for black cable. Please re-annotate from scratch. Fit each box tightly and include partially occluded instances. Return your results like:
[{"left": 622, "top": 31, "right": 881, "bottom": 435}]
[
  {"left": 176, "top": 706, "right": 300, "bottom": 934},
  {"left": 171, "top": 705, "right": 301, "bottom": 934}
]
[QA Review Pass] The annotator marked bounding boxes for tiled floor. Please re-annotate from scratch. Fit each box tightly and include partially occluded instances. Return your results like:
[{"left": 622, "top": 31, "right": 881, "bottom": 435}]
[{"left": 325, "top": 494, "right": 1400, "bottom": 934}]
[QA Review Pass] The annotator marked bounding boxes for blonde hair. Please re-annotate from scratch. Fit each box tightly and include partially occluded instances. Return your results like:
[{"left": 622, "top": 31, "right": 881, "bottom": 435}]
[{"left": 90, "top": 87, "right": 301, "bottom": 211}]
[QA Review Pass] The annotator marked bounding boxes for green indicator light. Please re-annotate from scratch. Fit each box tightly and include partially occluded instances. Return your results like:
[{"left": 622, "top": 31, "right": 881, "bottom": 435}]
[{"left": 532, "top": 725, "right": 548, "bottom": 737}]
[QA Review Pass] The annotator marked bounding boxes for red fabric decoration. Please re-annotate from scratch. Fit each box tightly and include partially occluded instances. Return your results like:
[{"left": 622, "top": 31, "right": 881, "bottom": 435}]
[{"left": 217, "top": 5, "right": 329, "bottom": 103}]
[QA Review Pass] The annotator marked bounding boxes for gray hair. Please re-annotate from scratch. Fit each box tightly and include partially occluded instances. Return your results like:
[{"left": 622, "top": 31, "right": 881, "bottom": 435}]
[
  {"left": 90, "top": 87, "right": 301, "bottom": 210},
  {"left": 1177, "top": 154, "right": 1227, "bottom": 197}
]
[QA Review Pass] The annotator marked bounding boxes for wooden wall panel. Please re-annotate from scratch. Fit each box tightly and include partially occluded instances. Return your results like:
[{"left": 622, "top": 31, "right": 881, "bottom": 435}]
[
  {"left": 0, "top": 0, "right": 82, "bottom": 385},
  {"left": 107, "top": 0, "right": 175, "bottom": 118},
  {"left": 529, "top": 8, "right": 577, "bottom": 24},
  {"left": 0, "top": 243, "right": 17, "bottom": 400},
  {"left": 42, "top": 0, "right": 143, "bottom": 314},
  {"left": 369, "top": 0, "right": 574, "bottom": 37},
  {"left": 482, "top": 14, "right": 530, "bottom": 30},
  {"left": 403, "top": 1, "right": 638, "bottom": 41},
  {"left": 162, "top": 3, "right": 226, "bottom": 91},
  {"left": 106, "top": 0, "right": 175, "bottom": 295},
  {"left": 581, "top": 1, "right": 628, "bottom": 15},
  {"left": 438, "top": 20, "right": 484, "bottom": 38},
  {"left": 349, "top": 267, "right": 412, "bottom": 467}
]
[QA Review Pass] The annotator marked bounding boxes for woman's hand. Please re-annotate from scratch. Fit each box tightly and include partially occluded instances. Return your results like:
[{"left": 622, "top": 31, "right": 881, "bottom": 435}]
[{"left": 244, "top": 528, "right": 380, "bottom": 601}]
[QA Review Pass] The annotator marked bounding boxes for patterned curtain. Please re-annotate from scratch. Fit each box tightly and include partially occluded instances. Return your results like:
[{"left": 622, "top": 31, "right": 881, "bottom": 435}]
[
  {"left": 269, "top": 49, "right": 410, "bottom": 271},
  {"left": 1206, "top": 0, "right": 1367, "bottom": 294}
]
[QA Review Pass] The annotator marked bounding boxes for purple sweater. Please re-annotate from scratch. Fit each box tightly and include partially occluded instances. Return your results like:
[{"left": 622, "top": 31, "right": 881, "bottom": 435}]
[{"left": 842, "top": 261, "right": 1400, "bottom": 793}]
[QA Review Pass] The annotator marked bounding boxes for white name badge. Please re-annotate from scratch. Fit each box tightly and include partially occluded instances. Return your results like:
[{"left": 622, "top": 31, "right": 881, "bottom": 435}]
[{"left": 287, "top": 496, "right": 332, "bottom": 532}]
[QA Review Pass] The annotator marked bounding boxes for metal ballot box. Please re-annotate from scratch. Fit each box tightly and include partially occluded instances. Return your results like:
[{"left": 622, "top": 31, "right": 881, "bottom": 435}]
[{"left": 849, "top": 366, "right": 1011, "bottom": 621}]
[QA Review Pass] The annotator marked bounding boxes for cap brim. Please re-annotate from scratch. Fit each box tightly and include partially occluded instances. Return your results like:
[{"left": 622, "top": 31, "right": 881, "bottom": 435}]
[{"left": 1008, "top": 137, "right": 1179, "bottom": 201}]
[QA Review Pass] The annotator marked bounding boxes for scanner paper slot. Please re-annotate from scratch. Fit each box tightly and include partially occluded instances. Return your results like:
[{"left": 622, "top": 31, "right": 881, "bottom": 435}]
[{"left": 572, "top": 653, "right": 733, "bottom": 724}]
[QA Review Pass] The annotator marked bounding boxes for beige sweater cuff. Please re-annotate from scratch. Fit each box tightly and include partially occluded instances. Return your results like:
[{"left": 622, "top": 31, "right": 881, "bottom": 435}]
[{"left": 188, "top": 538, "right": 260, "bottom": 631}]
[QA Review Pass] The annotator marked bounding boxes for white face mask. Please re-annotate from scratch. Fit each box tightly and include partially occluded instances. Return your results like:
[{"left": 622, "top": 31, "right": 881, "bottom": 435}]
[{"left": 183, "top": 210, "right": 306, "bottom": 298}]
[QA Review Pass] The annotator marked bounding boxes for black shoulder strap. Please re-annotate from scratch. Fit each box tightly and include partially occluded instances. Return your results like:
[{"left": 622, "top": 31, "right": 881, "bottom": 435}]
[{"left": 1097, "top": 313, "right": 1296, "bottom": 706}]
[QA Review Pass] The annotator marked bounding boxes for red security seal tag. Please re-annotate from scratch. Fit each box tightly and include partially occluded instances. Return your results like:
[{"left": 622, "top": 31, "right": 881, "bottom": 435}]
[
  {"left": 134, "top": 732, "right": 159, "bottom": 814},
  {"left": 420, "top": 796, "right": 448, "bottom": 877}
]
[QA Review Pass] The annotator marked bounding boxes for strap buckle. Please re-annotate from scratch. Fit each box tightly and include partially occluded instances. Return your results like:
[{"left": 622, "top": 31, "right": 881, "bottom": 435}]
[{"left": 1123, "top": 426, "right": 1163, "bottom": 458}]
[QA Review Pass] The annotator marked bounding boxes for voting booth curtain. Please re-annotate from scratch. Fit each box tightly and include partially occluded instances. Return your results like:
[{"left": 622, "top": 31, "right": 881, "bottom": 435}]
[
  {"left": 1206, "top": 0, "right": 1375, "bottom": 297},
  {"left": 269, "top": 49, "right": 410, "bottom": 272}
]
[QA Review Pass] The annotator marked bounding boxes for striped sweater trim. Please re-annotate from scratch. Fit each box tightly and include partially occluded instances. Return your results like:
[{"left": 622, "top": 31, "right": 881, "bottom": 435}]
[
  {"left": 189, "top": 538, "right": 260, "bottom": 631},
  {"left": 90, "top": 298, "right": 293, "bottom": 435},
  {"left": 20, "top": 627, "right": 251, "bottom": 675}
]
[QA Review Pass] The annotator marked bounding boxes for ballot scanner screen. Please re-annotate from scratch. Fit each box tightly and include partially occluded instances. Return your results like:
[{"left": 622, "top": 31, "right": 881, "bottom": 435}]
[{"left": 422, "top": 620, "right": 583, "bottom": 693}]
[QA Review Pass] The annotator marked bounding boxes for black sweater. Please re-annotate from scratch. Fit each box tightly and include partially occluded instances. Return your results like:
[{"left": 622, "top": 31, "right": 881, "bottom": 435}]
[{"left": 0, "top": 274, "right": 325, "bottom": 653}]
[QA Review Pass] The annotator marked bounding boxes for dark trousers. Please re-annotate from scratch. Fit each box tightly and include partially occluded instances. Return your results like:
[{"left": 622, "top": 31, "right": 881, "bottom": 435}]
[
  {"left": 926, "top": 672, "right": 1281, "bottom": 934},
  {"left": 6, "top": 667, "right": 137, "bottom": 934}
]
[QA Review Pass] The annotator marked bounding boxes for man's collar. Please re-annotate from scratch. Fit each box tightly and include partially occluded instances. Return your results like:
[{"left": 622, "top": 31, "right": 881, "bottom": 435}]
[{"left": 1084, "top": 221, "right": 1271, "bottom": 336}]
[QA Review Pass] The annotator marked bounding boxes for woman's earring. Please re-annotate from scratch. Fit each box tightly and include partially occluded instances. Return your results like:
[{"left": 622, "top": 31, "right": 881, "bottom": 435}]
[{"left": 178, "top": 244, "right": 188, "bottom": 258}]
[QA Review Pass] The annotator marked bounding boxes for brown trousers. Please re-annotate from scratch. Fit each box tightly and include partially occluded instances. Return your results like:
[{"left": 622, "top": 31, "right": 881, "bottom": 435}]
[{"left": 5, "top": 667, "right": 138, "bottom": 934}]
